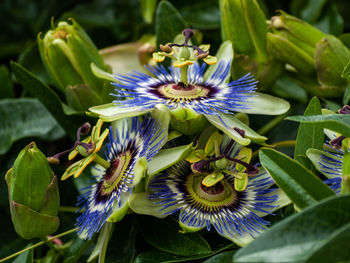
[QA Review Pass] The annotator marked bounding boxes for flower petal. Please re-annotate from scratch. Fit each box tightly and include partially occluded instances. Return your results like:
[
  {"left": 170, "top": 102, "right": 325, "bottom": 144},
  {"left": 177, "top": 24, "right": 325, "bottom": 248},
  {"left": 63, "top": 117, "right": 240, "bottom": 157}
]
[
  {"left": 128, "top": 192, "right": 167, "bottom": 218},
  {"left": 238, "top": 92, "right": 290, "bottom": 115},
  {"left": 89, "top": 103, "right": 152, "bottom": 122},
  {"left": 205, "top": 113, "right": 267, "bottom": 145},
  {"left": 307, "top": 148, "right": 343, "bottom": 178}
]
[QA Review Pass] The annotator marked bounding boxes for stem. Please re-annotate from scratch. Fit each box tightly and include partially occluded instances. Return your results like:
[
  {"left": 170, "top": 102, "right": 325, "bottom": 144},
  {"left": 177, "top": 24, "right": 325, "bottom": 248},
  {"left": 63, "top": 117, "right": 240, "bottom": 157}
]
[
  {"left": 252, "top": 140, "right": 297, "bottom": 159},
  {"left": 257, "top": 113, "right": 288, "bottom": 136},
  {"left": 59, "top": 206, "right": 80, "bottom": 213},
  {"left": 180, "top": 65, "right": 188, "bottom": 86},
  {"left": 41, "top": 236, "right": 57, "bottom": 252},
  {"left": 94, "top": 154, "right": 110, "bottom": 169},
  {"left": 0, "top": 228, "right": 78, "bottom": 262},
  {"left": 98, "top": 223, "right": 114, "bottom": 263}
]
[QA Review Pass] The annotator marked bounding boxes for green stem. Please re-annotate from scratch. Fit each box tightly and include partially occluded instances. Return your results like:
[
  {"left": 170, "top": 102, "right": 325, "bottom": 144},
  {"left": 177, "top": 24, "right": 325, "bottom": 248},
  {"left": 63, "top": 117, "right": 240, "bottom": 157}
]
[
  {"left": 59, "top": 206, "right": 80, "bottom": 213},
  {"left": 252, "top": 140, "right": 296, "bottom": 159},
  {"left": 257, "top": 113, "right": 288, "bottom": 136},
  {"left": 94, "top": 154, "right": 110, "bottom": 169},
  {"left": 98, "top": 222, "right": 114, "bottom": 263},
  {"left": 0, "top": 228, "right": 78, "bottom": 262},
  {"left": 180, "top": 65, "right": 188, "bottom": 85},
  {"left": 41, "top": 236, "right": 57, "bottom": 252}
]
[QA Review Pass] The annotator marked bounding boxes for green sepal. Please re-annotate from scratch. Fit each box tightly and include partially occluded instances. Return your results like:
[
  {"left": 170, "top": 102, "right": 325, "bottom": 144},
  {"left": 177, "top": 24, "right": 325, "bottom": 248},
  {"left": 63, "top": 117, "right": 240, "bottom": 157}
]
[
  {"left": 267, "top": 32, "right": 315, "bottom": 76},
  {"left": 91, "top": 63, "right": 117, "bottom": 82},
  {"left": 315, "top": 35, "right": 350, "bottom": 87},
  {"left": 179, "top": 220, "right": 204, "bottom": 233},
  {"left": 133, "top": 157, "right": 147, "bottom": 186},
  {"left": 170, "top": 109, "right": 209, "bottom": 135},
  {"left": 106, "top": 193, "right": 130, "bottom": 223},
  {"left": 65, "top": 84, "right": 101, "bottom": 111},
  {"left": 128, "top": 192, "right": 167, "bottom": 218},
  {"left": 40, "top": 175, "right": 60, "bottom": 216},
  {"left": 9, "top": 200, "right": 59, "bottom": 239},
  {"left": 147, "top": 143, "right": 194, "bottom": 177},
  {"left": 89, "top": 103, "right": 152, "bottom": 122}
]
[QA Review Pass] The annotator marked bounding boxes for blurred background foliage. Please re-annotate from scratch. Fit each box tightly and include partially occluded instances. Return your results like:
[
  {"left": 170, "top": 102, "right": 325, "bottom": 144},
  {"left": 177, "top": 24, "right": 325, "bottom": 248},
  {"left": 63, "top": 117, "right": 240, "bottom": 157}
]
[{"left": 1, "top": 0, "right": 350, "bottom": 262}]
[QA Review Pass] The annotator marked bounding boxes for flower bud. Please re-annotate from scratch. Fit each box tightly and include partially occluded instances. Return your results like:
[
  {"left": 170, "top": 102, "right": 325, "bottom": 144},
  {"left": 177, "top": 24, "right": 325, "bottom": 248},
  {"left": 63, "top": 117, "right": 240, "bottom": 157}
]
[
  {"left": 38, "top": 19, "right": 108, "bottom": 107},
  {"left": 5, "top": 142, "right": 60, "bottom": 239},
  {"left": 65, "top": 84, "right": 101, "bottom": 111},
  {"left": 220, "top": 0, "right": 284, "bottom": 90},
  {"left": 315, "top": 35, "right": 350, "bottom": 87}
]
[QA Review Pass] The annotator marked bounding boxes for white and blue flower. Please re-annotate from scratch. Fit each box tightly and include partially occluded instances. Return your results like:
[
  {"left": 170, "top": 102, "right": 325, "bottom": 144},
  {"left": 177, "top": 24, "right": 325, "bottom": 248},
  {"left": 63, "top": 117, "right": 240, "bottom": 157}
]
[{"left": 75, "top": 116, "right": 164, "bottom": 239}]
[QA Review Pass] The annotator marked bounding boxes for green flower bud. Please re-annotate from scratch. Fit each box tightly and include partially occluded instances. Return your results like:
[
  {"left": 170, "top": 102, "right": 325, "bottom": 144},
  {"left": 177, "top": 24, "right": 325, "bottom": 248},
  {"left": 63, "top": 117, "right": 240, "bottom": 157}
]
[
  {"left": 270, "top": 11, "right": 326, "bottom": 48},
  {"left": 65, "top": 84, "right": 101, "bottom": 111},
  {"left": 38, "top": 19, "right": 108, "bottom": 106},
  {"left": 315, "top": 35, "right": 350, "bottom": 87},
  {"left": 170, "top": 108, "right": 209, "bottom": 135},
  {"left": 220, "top": 0, "right": 284, "bottom": 90},
  {"left": 5, "top": 142, "right": 59, "bottom": 239}
]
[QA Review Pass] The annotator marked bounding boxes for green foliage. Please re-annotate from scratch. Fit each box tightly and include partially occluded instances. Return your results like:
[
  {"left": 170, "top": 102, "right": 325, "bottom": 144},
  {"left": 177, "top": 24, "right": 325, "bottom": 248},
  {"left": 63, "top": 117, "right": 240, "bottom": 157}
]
[{"left": 234, "top": 195, "right": 350, "bottom": 263}]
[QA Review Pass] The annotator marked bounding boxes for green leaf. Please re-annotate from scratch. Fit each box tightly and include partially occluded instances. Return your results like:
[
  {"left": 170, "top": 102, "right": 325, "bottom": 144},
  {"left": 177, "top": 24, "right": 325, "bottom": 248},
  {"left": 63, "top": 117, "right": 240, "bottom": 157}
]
[
  {"left": 134, "top": 249, "right": 209, "bottom": 263},
  {"left": 203, "top": 251, "right": 234, "bottom": 263},
  {"left": 106, "top": 215, "right": 138, "bottom": 263},
  {"left": 343, "top": 84, "right": 350, "bottom": 105},
  {"left": 155, "top": 1, "right": 188, "bottom": 49},
  {"left": 286, "top": 114, "right": 350, "bottom": 138},
  {"left": 234, "top": 195, "right": 350, "bottom": 263},
  {"left": 140, "top": 217, "right": 211, "bottom": 257},
  {"left": 0, "top": 98, "right": 64, "bottom": 154},
  {"left": 342, "top": 59, "right": 350, "bottom": 80},
  {"left": 13, "top": 245, "right": 33, "bottom": 263},
  {"left": 259, "top": 148, "right": 335, "bottom": 209},
  {"left": 294, "top": 97, "right": 323, "bottom": 170},
  {"left": 10, "top": 62, "right": 84, "bottom": 138},
  {"left": 63, "top": 238, "right": 94, "bottom": 263},
  {"left": 272, "top": 74, "right": 307, "bottom": 103},
  {"left": 180, "top": 1, "right": 220, "bottom": 29},
  {"left": 0, "top": 65, "right": 14, "bottom": 98},
  {"left": 140, "top": 0, "right": 157, "bottom": 24},
  {"left": 147, "top": 143, "right": 194, "bottom": 177}
]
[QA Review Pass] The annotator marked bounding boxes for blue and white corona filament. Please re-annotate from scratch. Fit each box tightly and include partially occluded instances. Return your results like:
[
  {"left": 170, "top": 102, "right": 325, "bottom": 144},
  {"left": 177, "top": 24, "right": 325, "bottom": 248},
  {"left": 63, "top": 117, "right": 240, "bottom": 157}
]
[
  {"left": 76, "top": 117, "right": 164, "bottom": 239},
  {"left": 112, "top": 61, "right": 257, "bottom": 115},
  {"left": 148, "top": 141, "right": 280, "bottom": 244}
]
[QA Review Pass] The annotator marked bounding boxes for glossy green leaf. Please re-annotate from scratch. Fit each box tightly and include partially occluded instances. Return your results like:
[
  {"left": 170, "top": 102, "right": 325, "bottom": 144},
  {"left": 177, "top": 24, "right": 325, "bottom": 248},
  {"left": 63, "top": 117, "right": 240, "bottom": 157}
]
[
  {"left": 0, "top": 65, "right": 14, "bottom": 99},
  {"left": 10, "top": 62, "right": 84, "bottom": 138},
  {"left": 234, "top": 195, "right": 350, "bottom": 263},
  {"left": 140, "top": 217, "right": 211, "bottom": 256},
  {"left": 147, "top": 143, "right": 194, "bottom": 177},
  {"left": 106, "top": 215, "right": 138, "bottom": 263},
  {"left": 286, "top": 114, "right": 350, "bottom": 138},
  {"left": 13, "top": 246, "right": 33, "bottom": 263},
  {"left": 134, "top": 249, "right": 209, "bottom": 263},
  {"left": 272, "top": 74, "right": 307, "bottom": 103},
  {"left": 155, "top": 1, "right": 188, "bottom": 50},
  {"left": 180, "top": 1, "right": 220, "bottom": 29},
  {"left": 259, "top": 148, "right": 335, "bottom": 209},
  {"left": 140, "top": 0, "right": 157, "bottom": 24},
  {"left": 0, "top": 98, "right": 64, "bottom": 154},
  {"left": 294, "top": 97, "right": 323, "bottom": 170},
  {"left": 203, "top": 251, "right": 234, "bottom": 263}
]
